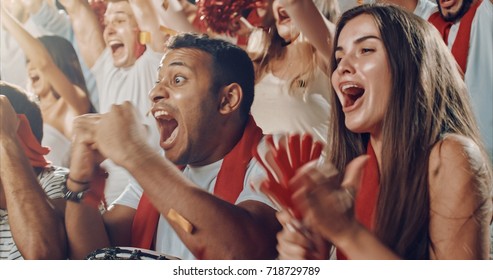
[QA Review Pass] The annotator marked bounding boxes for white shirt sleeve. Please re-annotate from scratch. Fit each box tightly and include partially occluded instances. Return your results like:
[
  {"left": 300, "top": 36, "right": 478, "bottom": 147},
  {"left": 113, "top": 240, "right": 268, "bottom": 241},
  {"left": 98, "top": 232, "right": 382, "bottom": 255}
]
[
  {"left": 236, "top": 159, "right": 279, "bottom": 210},
  {"left": 464, "top": 0, "right": 493, "bottom": 159},
  {"left": 112, "top": 178, "right": 143, "bottom": 209}
]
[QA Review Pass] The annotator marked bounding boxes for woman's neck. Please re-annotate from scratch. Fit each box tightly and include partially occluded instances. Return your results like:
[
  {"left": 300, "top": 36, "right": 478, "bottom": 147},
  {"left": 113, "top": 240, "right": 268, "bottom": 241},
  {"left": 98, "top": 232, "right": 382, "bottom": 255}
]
[
  {"left": 271, "top": 42, "right": 312, "bottom": 79},
  {"left": 370, "top": 135, "right": 383, "bottom": 172},
  {"left": 38, "top": 92, "right": 58, "bottom": 111},
  {"left": 284, "top": 42, "right": 301, "bottom": 59}
]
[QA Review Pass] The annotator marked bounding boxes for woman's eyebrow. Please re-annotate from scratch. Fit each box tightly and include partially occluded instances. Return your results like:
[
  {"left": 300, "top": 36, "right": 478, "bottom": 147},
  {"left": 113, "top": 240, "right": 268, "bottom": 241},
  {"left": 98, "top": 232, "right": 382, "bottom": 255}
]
[{"left": 335, "top": 35, "right": 381, "bottom": 52}]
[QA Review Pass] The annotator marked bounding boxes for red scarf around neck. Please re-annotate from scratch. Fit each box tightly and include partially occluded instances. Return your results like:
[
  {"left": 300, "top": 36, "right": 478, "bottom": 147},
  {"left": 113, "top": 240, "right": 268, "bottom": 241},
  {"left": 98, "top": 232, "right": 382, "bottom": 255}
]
[
  {"left": 131, "top": 116, "right": 263, "bottom": 249},
  {"left": 337, "top": 142, "right": 380, "bottom": 260},
  {"left": 16, "top": 114, "right": 50, "bottom": 168},
  {"left": 428, "top": 0, "right": 482, "bottom": 74}
]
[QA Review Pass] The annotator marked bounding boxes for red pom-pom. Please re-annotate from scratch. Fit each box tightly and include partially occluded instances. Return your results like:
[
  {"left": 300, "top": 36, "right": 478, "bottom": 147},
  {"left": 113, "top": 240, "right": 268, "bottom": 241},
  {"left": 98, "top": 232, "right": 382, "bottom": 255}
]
[{"left": 196, "top": 0, "right": 264, "bottom": 36}]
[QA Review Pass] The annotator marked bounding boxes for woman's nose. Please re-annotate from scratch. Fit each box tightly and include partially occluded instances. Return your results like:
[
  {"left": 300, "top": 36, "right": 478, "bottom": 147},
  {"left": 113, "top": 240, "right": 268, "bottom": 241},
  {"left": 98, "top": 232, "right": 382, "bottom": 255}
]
[{"left": 335, "top": 55, "right": 356, "bottom": 75}]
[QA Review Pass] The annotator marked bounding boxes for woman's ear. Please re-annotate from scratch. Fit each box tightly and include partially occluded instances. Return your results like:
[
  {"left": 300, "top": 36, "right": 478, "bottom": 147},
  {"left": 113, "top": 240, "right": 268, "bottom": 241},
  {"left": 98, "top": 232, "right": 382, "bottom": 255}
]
[{"left": 219, "top": 83, "right": 243, "bottom": 115}]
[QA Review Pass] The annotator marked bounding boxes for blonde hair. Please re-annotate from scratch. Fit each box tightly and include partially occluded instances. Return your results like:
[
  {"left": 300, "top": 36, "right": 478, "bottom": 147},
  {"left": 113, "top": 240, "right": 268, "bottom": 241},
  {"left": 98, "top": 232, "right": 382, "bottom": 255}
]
[{"left": 247, "top": 0, "right": 339, "bottom": 94}]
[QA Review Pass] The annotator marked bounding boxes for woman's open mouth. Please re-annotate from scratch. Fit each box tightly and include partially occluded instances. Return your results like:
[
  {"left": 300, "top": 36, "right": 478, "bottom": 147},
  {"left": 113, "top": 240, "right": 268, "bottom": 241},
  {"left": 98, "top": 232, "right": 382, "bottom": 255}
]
[
  {"left": 277, "top": 8, "right": 291, "bottom": 24},
  {"left": 340, "top": 83, "right": 365, "bottom": 112}
]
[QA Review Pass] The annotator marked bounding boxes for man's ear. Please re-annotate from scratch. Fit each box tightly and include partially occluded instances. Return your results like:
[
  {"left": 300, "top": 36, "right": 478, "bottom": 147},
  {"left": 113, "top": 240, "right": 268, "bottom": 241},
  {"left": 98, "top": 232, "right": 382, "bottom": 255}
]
[{"left": 219, "top": 83, "right": 242, "bottom": 115}]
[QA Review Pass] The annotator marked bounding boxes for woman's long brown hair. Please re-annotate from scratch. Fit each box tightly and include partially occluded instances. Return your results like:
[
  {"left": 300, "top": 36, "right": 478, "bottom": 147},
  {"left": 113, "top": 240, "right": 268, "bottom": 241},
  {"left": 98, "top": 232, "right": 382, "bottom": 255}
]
[{"left": 327, "top": 4, "right": 492, "bottom": 259}]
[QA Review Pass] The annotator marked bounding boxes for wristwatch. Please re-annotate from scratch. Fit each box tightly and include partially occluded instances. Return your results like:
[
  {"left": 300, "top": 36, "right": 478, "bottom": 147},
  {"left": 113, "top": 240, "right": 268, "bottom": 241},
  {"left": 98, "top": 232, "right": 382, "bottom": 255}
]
[
  {"left": 62, "top": 176, "right": 89, "bottom": 203},
  {"left": 62, "top": 187, "right": 87, "bottom": 202}
]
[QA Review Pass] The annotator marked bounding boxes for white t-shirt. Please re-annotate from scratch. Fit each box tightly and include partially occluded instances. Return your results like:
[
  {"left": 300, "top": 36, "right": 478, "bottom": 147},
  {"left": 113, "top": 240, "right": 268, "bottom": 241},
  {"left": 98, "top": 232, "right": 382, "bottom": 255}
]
[
  {"left": 91, "top": 47, "right": 162, "bottom": 117},
  {"left": 463, "top": 0, "right": 493, "bottom": 160},
  {"left": 439, "top": 1, "right": 493, "bottom": 159},
  {"left": 251, "top": 68, "right": 331, "bottom": 144},
  {"left": 42, "top": 124, "right": 71, "bottom": 168},
  {"left": 114, "top": 158, "right": 275, "bottom": 260},
  {"left": 414, "top": 0, "right": 437, "bottom": 20},
  {"left": 91, "top": 48, "right": 163, "bottom": 204}
]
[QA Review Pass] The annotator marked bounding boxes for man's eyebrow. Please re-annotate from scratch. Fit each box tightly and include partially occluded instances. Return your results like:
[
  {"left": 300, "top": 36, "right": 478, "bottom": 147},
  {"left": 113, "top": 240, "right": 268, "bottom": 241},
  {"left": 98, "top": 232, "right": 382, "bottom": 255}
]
[
  {"left": 168, "top": 61, "right": 186, "bottom": 67},
  {"left": 335, "top": 35, "right": 381, "bottom": 52},
  {"left": 104, "top": 11, "right": 132, "bottom": 18},
  {"left": 157, "top": 61, "right": 192, "bottom": 73}
]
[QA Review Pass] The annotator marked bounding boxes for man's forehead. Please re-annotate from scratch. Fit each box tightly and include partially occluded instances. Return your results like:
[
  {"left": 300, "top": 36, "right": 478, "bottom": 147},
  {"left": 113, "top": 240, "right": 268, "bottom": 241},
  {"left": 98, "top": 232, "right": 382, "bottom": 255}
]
[
  {"left": 159, "top": 48, "right": 211, "bottom": 67},
  {"left": 104, "top": 1, "right": 134, "bottom": 18}
]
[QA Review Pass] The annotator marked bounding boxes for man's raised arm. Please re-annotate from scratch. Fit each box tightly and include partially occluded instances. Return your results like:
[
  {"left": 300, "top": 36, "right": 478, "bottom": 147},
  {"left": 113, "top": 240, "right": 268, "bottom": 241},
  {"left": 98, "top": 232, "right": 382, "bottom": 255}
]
[
  {"left": 58, "top": 0, "right": 105, "bottom": 68},
  {"left": 129, "top": 0, "right": 167, "bottom": 52}
]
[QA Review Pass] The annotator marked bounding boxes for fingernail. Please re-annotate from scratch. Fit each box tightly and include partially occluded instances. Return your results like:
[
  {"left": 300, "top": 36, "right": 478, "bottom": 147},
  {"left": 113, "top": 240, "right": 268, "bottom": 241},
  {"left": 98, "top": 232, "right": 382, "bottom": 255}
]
[{"left": 286, "top": 222, "right": 296, "bottom": 233}]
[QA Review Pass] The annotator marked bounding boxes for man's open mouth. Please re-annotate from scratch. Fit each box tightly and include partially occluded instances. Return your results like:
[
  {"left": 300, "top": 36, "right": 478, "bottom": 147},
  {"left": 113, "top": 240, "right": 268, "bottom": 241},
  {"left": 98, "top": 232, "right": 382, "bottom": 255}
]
[
  {"left": 109, "top": 41, "right": 125, "bottom": 55},
  {"left": 154, "top": 110, "right": 179, "bottom": 148}
]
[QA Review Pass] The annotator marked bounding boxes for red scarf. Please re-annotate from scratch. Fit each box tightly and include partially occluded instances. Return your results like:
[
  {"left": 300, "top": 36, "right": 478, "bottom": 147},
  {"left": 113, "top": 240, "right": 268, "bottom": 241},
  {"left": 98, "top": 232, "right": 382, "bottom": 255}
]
[
  {"left": 131, "top": 116, "right": 263, "bottom": 249},
  {"left": 16, "top": 114, "right": 50, "bottom": 168},
  {"left": 428, "top": 0, "right": 482, "bottom": 74},
  {"left": 337, "top": 142, "right": 380, "bottom": 260}
]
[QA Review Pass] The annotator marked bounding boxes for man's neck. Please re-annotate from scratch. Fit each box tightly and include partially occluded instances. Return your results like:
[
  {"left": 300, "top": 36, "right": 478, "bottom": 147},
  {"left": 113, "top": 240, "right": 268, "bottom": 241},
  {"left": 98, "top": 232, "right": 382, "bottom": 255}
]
[{"left": 188, "top": 116, "right": 248, "bottom": 167}]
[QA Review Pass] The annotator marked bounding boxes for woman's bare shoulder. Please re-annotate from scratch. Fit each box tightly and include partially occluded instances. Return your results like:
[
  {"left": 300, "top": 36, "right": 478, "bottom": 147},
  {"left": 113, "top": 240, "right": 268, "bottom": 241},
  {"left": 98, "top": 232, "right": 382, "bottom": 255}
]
[
  {"left": 429, "top": 134, "right": 485, "bottom": 176},
  {"left": 428, "top": 133, "right": 490, "bottom": 204},
  {"left": 428, "top": 134, "right": 492, "bottom": 259}
]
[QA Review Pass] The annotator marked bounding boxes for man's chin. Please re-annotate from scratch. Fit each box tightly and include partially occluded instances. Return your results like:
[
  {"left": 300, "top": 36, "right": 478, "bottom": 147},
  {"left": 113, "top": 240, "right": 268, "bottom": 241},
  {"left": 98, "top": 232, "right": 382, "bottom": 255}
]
[
  {"left": 439, "top": 8, "right": 463, "bottom": 21},
  {"left": 162, "top": 148, "right": 184, "bottom": 166},
  {"left": 112, "top": 61, "right": 134, "bottom": 68},
  {"left": 438, "top": 0, "right": 473, "bottom": 22},
  {"left": 441, "top": 11, "right": 458, "bottom": 21},
  {"left": 112, "top": 56, "right": 135, "bottom": 68},
  {"left": 112, "top": 59, "right": 125, "bottom": 68}
]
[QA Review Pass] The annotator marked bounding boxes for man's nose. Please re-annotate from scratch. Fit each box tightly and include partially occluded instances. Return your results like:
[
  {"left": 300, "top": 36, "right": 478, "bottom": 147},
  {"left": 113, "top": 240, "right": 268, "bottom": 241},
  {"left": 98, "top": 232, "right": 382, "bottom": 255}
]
[{"left": 149, "top": 83, "right": 170, "bottom": 103}]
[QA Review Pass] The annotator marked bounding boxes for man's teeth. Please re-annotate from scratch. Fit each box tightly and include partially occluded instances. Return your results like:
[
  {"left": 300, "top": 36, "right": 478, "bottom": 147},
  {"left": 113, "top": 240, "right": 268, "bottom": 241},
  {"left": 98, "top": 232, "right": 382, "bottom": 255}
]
[
  {"left": 154, "top": 110, "right": 170, "bottom": 118},
  {"left": 109, "top": 40, "right": 122, "bottom": 46}
]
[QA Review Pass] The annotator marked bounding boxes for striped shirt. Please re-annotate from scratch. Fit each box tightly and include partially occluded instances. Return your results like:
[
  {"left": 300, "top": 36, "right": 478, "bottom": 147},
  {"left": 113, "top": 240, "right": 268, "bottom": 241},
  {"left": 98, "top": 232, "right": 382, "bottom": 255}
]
[{"left": 0, "top": 166, "right": 67, "bottom": 260}]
